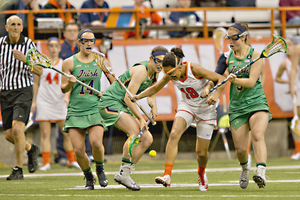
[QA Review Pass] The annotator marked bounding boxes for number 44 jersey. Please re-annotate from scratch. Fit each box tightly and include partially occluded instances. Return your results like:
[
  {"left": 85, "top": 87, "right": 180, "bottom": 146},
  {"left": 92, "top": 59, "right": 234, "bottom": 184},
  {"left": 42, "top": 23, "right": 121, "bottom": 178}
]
[
  {"left": 36, "top": 58, "right": 67, "bottom": 121},
  {"left": 172, "top": 62, "right": 217, "bottom": 125}
]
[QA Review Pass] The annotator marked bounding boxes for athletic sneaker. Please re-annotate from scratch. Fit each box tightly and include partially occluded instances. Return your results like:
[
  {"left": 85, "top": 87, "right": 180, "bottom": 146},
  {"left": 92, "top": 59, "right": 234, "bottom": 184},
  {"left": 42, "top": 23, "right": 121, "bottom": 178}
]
[
  {"left": 27, "top": 144, "right": 39, "bottom": 173},
  {"left": 67, "top": 161, "right": 81, "bottom": 170},
  {"left": 291, "top": 152, "right": 300, "bottom": 160},
  {"left": 96, "top": 164, "right": 108, "bottom": 187},
  {"left": 155, "top": 174, "right": 171, "bottom": 187},
  {"left": 114, "top": 164, "right": 140, "bottom": 191},
  {"left": 253, "top": 165, "right": 266, "bottom": 189},
  {"left": 39, "top": 163, "right": 51, "bottom": 171},
  {"left": 7, "top": 168, "right": 24, "bottom": 180},
  {"left": 198, "top": 172, "right": 208, "bottom": 191},
  {"left": 239, "top": 159, "right": 251, "bottom": 189},
  {"left": 84, "top": 170, "right": 96, "bottom": 190}
]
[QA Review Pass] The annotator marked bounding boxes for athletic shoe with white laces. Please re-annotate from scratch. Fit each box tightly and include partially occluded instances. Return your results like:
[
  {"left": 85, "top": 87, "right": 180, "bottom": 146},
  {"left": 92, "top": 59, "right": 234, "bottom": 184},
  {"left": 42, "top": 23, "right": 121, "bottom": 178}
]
[
  {"left": 39, "top": 163, "right": 51, "bottom": 171},
  {"left": 291, "top": 152, "right": 300, "bottom": 160},
  {"left": 114, "top": 164, "right": 140, "bottom": 191},
  {"left": 84, "top": 170, "right": 96, "bottom": 190},
  {"left": 96, "top": 164, "right": 108, "bottom": 187},
  {"left": 239, "top": 159, "right": 251, "bottom": 189},
  {"left": 155, "top": 174, "right": 171, "bottom": 187},
  {"left": 67, "top": 161, "right": 81, "bottom": 170},
  {"left": 198, "top": 172, "right": 208, "bottom": 191},
  {"left": 253, "top": 165, "right": 266, "bottom": 189}
]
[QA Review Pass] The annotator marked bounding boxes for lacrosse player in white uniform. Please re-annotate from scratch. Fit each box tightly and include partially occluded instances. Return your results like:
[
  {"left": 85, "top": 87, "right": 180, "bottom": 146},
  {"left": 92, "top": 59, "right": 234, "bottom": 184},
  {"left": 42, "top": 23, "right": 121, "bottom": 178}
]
[
  {"left": 32, "top": 37, "right": 80, "bottom": 171},
  {"left": 133, "top": 47, "right": 225, "bottom": 191}
]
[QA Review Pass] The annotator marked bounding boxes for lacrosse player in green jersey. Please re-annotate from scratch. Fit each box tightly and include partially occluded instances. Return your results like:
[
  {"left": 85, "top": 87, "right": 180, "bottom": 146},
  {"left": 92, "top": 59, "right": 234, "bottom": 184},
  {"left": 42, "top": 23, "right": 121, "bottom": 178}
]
[
  {"left": 61, "top": 29, "right": 114, "bottom": 190},
  {"left": 204, "top": 22, "right": 271, "bottom": 189},
  {"left": 98, "top": 46, "right": 169, "bottom": 191}
]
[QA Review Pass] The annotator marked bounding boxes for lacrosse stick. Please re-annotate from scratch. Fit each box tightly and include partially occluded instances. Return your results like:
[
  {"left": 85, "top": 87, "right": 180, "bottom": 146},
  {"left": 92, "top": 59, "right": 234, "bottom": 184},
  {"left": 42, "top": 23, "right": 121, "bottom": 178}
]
[
  {"left": 24, "top": 112, "right": 34, "bottom": 132},
  {"left": 92, "top": 50, "right": 156, "bottom": 126},
  {"left": 128, "top": 116, "right": 153, "bottom": 157},
  {"left": 209, "top": 35, "right": 289, "bottom": 93},
  {"left": 213, "top": 27, "right": 228, "bottom": 113},
  {"left": 291, "top": 96, "right": 300, "bottom": 135},
  {"left": 26, "top": 48, "right": 101, "bottom": 94}
]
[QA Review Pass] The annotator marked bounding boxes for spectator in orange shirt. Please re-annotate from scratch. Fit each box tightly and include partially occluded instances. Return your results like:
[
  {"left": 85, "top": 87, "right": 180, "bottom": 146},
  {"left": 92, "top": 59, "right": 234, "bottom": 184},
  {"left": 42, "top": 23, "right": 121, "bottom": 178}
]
[{"left": 124, "top": 0, "right": 162, "bottom": 39}]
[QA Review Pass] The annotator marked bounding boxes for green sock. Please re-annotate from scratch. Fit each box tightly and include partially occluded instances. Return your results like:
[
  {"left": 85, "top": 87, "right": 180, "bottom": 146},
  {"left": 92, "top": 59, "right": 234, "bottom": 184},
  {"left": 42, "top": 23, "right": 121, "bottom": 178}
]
[
  {"left": 95, "top": 160, "right": 104, "bottom": 165},
  {"left": 240, "top": 160, "right": 248, "bottom": 166},
  {"left": 82, "top": 166, "right": 91, "bottom": 172},
  {"left": 256, "top": 163, "right": 266, "bottom": 167}
]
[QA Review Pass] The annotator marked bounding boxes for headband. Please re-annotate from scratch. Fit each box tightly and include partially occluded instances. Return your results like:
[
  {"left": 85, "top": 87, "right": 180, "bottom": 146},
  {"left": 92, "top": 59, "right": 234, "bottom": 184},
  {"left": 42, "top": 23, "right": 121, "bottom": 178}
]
[
  {"left": 48, "top": 37, "right": 60, "bottom": 44},
  {"left": 151, "top": 50, "right": 168, "bottom": 60},
  {"left": 78, "top": 29, "right": 94, "bottom": 39},
  {"left": 230, "top": 23, "right": 245, "bottom": 33}
]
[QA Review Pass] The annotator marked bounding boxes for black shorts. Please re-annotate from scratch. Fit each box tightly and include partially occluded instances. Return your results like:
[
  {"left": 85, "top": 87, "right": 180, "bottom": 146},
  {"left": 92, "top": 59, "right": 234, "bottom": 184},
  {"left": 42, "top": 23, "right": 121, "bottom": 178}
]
[{"left": 0, "top": 86, "right": 33, "bottom": 130}]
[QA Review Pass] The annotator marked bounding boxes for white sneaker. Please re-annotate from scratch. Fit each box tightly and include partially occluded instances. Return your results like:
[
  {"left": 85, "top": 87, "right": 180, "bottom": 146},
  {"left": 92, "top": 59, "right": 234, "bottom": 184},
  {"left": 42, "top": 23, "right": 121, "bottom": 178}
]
[
  {"left": 39, "top": 163, "right": 50, "bottom": 171},
  {"left": 198, "top": 172, "right": 208, "bottom": 191},
  {"left": 291, "top": 152, "right": 300, "bottom": 160},
  {"left": 239, "top": 159, "right": 251, "bottom": 189},
  {"left": 114, "top": 164, "right": 140, "bottom": 191},
  {"left": 155, "top": 174, "right": 171, "bottom": 187},
  {"left": 67, "top": 161, "right": 81, "bottom": 170},
  {"left": 253, "top": 165, "right": 266, "bottom": 189}
]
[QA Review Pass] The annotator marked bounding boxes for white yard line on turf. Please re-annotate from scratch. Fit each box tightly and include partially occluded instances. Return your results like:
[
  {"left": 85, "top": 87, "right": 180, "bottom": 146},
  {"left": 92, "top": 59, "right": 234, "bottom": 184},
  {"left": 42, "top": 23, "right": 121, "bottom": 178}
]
[{"left": 1, "top": 165, "right": 300, "bottom": 178}]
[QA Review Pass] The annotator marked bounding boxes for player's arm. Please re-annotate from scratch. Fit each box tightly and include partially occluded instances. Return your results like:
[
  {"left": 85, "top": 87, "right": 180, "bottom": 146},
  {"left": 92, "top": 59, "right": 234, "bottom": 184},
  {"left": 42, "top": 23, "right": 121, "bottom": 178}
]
[
  {"left": 103, "top": 58, "right": 115, "bottom": 84},
  {"left": 124, "top": 65, "right": 149, "bottom": 124},
  {"left": 134, "top": 75, "right": 172, "bottom": 101},
  {"left": 147, "top": 94, "right": 158, "bottom": 118},
  {"left": 228, "top": 50, "right": 262, "bottom": 88},
  {"left": 61, "top": 57, "right": 76, "bottom": 93},
  {"left": 192, "top": 63, "right": 225, "bottom": 104},
  {"left": 203, "top": 53, "right": 228, "bottom": 92},
  {"left": 31, "top": 74, "right": 40, "bottom": 111},
  {"left": 290, "top": 45, "right": 300, "bottom": 97},
  {"left": 275, "top": 61, "right": 289, "bottom": 84}
]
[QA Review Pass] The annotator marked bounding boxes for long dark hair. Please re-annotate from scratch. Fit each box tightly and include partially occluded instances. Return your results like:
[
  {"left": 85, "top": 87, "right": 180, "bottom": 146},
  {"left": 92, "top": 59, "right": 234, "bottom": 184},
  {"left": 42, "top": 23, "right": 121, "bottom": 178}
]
[{"left": 162, "top": 47, "right": 185, "bottom": 68}]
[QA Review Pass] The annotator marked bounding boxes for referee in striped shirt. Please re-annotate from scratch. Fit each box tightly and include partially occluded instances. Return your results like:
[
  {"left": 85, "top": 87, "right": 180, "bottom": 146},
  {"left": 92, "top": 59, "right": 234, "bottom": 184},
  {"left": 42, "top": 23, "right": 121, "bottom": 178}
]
[{"left": 0, "top": 15, "right": 43, "bottom": 180}]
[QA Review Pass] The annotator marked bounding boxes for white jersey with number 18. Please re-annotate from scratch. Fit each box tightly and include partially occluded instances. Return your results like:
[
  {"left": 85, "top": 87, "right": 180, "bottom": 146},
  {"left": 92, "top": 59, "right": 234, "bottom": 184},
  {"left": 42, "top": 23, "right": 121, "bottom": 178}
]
[{"left": 172, "top": 62, "right": 217, "bottom": 125}]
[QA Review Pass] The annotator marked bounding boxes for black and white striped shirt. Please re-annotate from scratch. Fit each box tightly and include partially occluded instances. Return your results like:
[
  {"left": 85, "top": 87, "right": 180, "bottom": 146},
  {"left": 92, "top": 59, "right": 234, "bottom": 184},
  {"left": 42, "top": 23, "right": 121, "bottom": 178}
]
[{"left": 0, "top": 34, "right": 36, "bottom": 90}]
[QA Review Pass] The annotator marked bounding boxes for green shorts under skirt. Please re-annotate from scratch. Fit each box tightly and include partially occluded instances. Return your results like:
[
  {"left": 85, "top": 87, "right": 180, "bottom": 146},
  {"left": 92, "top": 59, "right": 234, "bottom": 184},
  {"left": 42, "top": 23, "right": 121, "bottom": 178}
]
[
  {"left": 98, "top": 100, "right": 134, "bottom": 128},
  {"left": 63, "top": 112, "right": 106, "bottom": 133},
  {"left": 229, "top": 103, "right": 272, "bottom": 130}
]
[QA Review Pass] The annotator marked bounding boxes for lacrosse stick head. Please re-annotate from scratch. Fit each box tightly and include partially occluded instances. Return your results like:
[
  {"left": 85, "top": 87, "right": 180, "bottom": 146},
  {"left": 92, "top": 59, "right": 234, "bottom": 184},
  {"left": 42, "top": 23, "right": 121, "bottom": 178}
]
[
  {"left": 26, "top": 48, "right": 51, "bottom": 68},
  {"left": 92, "top": 50, "right": 111, "bottom": 74},
  {"left": 261, "top": 35, "right": 289, "bottom": 58},
  {"left": 128, "top": 136, "right": 140, "bottom": 157},
  {"left": 213, "top": 27, "right": 227, "bottom": 54}
]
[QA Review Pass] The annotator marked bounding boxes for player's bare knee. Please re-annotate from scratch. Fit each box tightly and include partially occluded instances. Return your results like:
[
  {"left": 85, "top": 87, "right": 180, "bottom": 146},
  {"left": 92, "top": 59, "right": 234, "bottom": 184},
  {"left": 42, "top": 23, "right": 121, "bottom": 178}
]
[
  {"left": 141, "top": 133, "right": 153, "bottom": 147},
  {"left": 90, "top": 141, "right": 103, "bottom": 150},
  {"left": 236, "top": 148, "right": 248, "bottom": 155},
  {"left": 73, "top": 148, "right": 85, "bottom": 158},
  {"left": 4, "top": 134, "right": 14, "bottom": 143},
  {"left": 196, "top": 148, "right": 208, "bottom": 157},
  {"left": 40, "top": 132, "right": 50, "bottom": 140}
]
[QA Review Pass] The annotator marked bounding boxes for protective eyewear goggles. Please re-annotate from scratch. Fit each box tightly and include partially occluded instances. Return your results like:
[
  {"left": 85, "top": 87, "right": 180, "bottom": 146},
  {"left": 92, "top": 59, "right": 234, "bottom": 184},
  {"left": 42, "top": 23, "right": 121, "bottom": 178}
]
[
  {"left": 79, "top": 38, "right": 96, "bottom": 44},
  {"left": 224, "top": 31, "right": 248, "bottom": 41}
]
